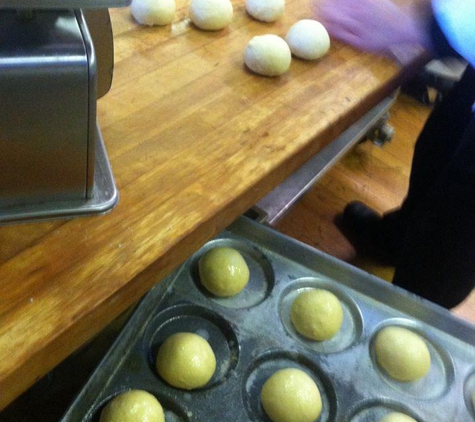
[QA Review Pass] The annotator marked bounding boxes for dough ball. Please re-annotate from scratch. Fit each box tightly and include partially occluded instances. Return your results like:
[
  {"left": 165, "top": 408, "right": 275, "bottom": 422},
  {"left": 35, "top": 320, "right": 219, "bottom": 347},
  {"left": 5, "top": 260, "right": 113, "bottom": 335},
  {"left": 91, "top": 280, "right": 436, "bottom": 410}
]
[
  {"left": 374, "top": 326, "right": 431, "bottom": 382},
  {"left": 285, "top": 19, "right": 330, "bottom": 60},
  {"left": 130, "top": 0, "right": 176, "bottom": 26},
  {"left": 156, "top": 332, "right": 216, "bottom": 390},
  {"left": 189, "top": 0, "right": 233, "bottom": 31},
  {"left": 261, "top": 368, "right": 322, "bottom": 422},
  {"left": 99, "top": 390, "right": 165, "bottom": 422},
  {"left": 245, "top": 0, "right": 285, "bottom": 22},
  {"left": 290, "top": 289, "right": 343, "bottom": 341},
  {"left": 198, "top": 247, "right": 250, "bottom": 297},
  {"left": 379, "top": 412, "right": 417, "bottom": 422},
  {"left": 244, "top": 34, "right": 291, "bottom": 77}
]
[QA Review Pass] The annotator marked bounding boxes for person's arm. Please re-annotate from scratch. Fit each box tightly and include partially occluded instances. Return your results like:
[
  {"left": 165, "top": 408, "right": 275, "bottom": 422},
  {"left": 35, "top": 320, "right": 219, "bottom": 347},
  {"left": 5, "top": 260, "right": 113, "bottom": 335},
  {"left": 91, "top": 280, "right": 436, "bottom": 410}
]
[
  {"left": 312, "top": 0, "right": 474, "bottom": 66},
  {"left": 311, "top": 0, "right": 434, "bottom": 60}
]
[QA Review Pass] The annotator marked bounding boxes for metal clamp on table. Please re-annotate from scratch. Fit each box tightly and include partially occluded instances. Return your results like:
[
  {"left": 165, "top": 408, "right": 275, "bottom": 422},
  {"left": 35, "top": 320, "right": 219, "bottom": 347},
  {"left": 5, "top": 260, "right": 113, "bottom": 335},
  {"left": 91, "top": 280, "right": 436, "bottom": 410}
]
[{"left": 0, "top": 1, "right": 130, "bottom": 224}]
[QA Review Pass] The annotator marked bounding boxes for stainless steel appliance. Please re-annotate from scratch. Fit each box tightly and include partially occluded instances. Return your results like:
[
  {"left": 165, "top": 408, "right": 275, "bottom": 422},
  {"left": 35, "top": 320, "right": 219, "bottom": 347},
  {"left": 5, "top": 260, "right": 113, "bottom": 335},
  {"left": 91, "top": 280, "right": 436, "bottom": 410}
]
[{"left": 0, "top": 1, "right": 130, "bottom": 224}]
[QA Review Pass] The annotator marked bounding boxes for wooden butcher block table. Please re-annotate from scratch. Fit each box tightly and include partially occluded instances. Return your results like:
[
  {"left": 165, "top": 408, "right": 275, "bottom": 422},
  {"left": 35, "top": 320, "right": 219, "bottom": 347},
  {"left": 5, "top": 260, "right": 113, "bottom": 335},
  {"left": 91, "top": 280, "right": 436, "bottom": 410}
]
[{"left": 0, "top": 1, "right": 426, "bottom": 411}]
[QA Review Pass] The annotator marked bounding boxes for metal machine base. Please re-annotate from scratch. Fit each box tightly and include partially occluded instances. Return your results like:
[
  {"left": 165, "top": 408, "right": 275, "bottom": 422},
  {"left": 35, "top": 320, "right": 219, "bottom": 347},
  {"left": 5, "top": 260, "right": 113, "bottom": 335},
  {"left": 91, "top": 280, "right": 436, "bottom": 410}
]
[
  {"left": 402, "top": 58, "right": 467, "bottom": 105},
  {"left": 0, "top": 125, "right": 118, "bottom": 225}
]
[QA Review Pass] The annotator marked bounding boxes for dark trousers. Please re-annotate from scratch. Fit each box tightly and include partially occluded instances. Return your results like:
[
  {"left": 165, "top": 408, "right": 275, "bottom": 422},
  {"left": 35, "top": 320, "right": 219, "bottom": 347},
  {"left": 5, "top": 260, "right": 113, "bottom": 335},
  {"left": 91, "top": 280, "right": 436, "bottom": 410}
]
[{"left": 385, "top": 66, "right": 475, "bottom": 308}]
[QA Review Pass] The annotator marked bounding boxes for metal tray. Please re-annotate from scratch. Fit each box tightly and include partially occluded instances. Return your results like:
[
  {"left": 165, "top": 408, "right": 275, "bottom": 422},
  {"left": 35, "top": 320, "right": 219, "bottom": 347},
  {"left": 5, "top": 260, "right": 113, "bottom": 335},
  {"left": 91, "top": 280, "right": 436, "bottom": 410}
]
[
  {"left": 0, "top": 125, "right": 119, "bottom": 224},
  {"left": 61, "top": 217, "right": 475, "bottom": 422}
]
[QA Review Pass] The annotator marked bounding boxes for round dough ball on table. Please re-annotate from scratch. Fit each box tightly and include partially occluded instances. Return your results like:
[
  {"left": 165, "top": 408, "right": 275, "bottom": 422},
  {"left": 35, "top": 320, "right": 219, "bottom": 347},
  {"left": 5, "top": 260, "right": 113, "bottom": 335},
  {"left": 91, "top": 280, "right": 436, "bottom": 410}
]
[
  {"left": 99, "top": 390, "right": 165, "bottom": 422},
  {"left": 379, "top": 412, "right": 417, "bottom": 422},
  {"left": 374, "top": 326, "right": 431, "bottom": 382},
  {"left": 130, "top": 0, "right": 176, "bottom": 26},
  {"left": 246, "top": 0, "right": 285, "bottom": 22},
  {"left": 290, "top": 289, "right": 343, "bottom": 341},
  {"left": 198, "top": 247, "right": 250, "bottom": 297},
  {"left": 156, "top": 332, "right": 216, "bottom": 389},
  {"left": 261, "top": 368, "right": 322, "bottom": 422},
  {"left": 189, "top": 0, "right": 233, "bottom": 30},
  {"left": 244, "top": 34, "right": 291, "bottom": 77},
  {"left": 285, "top": 19, "right": 330, "bottom": 60}
]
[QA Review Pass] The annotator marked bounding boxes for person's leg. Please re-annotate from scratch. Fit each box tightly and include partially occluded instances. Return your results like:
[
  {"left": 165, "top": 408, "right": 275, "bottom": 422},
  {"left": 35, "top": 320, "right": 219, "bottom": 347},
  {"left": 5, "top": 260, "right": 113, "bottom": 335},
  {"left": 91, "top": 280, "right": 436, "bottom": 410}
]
[
  {"left": 398, "top": 66, "right": 475, "bottom": 216},
  {"left": 393, "top": 115, "right": 475, "bottom": 308},
  {"left": 339, "top": 67, "right": 475, "bottom": 265}
]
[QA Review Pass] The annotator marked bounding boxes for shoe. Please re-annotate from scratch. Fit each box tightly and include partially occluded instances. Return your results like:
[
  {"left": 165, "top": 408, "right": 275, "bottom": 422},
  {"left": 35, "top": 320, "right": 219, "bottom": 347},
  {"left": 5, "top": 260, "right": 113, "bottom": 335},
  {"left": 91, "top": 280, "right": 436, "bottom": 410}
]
[{"left": 335, "top": 201, "right": 401, "bottom": 266}]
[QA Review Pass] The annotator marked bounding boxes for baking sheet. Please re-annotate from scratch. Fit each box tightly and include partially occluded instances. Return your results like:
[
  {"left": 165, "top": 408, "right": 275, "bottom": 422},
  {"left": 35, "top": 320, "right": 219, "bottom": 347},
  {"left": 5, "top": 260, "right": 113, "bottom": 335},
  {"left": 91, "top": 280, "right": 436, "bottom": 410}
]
[{"left": 60, "top": 216, "right": 475, "bottom": 422}]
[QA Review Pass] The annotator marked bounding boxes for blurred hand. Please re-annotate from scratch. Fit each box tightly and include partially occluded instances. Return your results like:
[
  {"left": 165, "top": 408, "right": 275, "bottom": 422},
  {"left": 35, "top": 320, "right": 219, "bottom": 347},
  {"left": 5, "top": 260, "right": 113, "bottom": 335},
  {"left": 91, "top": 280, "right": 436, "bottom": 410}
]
[{"left": 312, "top": 0, "right": 433, "bottom": 62}]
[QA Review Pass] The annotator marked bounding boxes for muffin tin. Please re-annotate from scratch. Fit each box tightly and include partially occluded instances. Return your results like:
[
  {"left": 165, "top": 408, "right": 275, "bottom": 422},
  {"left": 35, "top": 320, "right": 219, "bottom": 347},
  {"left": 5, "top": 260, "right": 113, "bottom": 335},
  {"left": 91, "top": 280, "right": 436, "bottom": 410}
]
[{"left": 61, "top": 216, "right": 475, "bottom": 422}]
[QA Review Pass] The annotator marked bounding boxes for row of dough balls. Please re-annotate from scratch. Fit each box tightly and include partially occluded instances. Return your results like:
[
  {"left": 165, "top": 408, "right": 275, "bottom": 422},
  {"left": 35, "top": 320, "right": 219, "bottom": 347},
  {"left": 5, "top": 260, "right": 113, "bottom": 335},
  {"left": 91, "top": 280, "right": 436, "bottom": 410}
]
[
  {"left": 99, "top": 380, "right": 417, "bottom": 422},
  {"left": 98, "top": 360, "right": 418, "bottom": 422},
  {"left": 130, "top": 0, "right": 287, "bottom": 29},
  {"left": 130, "top": 0, "right": 285, "bottom": 31},
  {"left": 130, "top": 0, "right": 331, "bottom": 75},
  {"left": 131, "top": 0, "right": 232, "bottom": 30},
  {"left": 198, "top": 248, "right": 343, "bottom": 340}
]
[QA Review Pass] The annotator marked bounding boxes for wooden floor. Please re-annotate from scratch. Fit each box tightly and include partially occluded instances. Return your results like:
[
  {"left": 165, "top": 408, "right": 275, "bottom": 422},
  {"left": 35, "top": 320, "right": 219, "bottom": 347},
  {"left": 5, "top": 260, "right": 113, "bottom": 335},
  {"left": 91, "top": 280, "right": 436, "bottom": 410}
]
[{"left": 275, "top": 93, "right": 475, "bottom": 323}]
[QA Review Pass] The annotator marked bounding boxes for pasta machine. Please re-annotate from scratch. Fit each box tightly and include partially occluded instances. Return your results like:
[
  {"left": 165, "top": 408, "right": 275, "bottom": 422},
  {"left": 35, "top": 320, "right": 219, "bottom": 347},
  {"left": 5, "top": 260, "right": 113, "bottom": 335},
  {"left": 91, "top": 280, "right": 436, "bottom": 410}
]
[{"left": 0, "top": 1, "right": 130, "bottom": 224}]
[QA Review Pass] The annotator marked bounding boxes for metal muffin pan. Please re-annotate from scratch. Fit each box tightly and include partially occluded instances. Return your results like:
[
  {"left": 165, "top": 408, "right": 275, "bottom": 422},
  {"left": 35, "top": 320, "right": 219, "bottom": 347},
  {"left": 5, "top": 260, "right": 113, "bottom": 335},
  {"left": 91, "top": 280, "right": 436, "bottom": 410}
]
[{"left": 61, "top": 216, "right": 475, "bottom": 422}]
